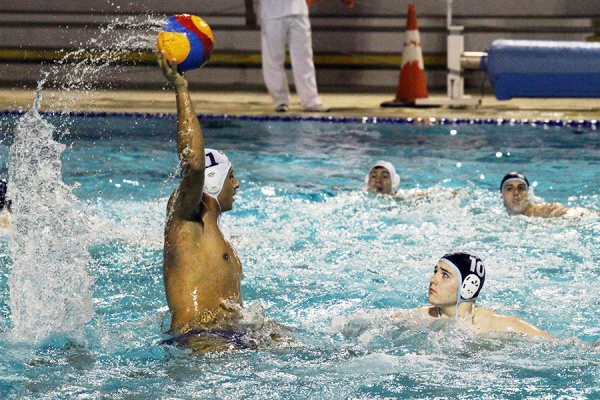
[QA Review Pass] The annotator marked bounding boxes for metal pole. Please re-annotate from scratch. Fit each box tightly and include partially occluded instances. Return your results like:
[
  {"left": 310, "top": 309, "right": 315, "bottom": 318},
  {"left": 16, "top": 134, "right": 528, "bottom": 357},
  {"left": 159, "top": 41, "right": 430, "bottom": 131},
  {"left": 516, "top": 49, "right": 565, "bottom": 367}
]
[{"left": 416, "top": 0, "right": 481, "bottom": 106}]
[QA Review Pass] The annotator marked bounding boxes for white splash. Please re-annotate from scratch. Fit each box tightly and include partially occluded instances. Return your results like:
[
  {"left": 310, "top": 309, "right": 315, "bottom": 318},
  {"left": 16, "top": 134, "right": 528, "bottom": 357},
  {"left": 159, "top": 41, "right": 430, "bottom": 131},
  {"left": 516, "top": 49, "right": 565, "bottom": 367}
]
[
  {"left": 4, "top": 13, "right": 165, "bottom": 343},
  {"left": 7, "top": 91, "right": 95, "bottom": 342}
]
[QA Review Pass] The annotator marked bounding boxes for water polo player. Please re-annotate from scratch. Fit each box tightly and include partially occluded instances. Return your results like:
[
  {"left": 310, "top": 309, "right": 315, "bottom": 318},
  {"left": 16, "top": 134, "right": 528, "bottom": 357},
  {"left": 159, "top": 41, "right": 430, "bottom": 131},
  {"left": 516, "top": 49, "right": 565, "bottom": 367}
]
[
  {"left": 392, "top": 252, "right": 553, "bottom": 337},
  {"left": 365, "top": 160, "right": 431, "bottom": 200},
  {"left": 500, "top": 172, "right": 568, "bottom": 218},
  {"left": 366, "top": 161, "right": 400, "bottom": 195},
  {"left": 158, "top": 52, "right": 245, "bottom": 351}
]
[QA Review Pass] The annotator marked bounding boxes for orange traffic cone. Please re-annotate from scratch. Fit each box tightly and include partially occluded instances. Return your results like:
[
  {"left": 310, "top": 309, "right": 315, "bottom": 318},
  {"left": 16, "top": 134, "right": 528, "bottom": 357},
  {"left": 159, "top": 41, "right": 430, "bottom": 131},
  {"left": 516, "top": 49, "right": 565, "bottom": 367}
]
[{"left": 381, "top": 3, "right": 429, "bottom": 107}]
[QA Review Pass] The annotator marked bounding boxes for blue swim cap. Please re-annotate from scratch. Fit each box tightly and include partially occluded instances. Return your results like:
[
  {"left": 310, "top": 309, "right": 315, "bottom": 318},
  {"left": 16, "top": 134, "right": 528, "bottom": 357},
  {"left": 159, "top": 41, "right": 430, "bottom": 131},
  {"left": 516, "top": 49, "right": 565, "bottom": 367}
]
[{"left": 439, "top": 252, "right": 486, "bottom": 303}]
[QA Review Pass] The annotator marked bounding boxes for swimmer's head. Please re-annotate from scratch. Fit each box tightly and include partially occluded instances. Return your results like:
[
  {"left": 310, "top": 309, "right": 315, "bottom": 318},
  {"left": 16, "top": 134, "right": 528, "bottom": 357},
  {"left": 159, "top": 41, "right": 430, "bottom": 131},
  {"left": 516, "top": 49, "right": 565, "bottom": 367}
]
[
  {"left": 500, "top": 172, "right": 531, "bottom": 215},
  {"left": 204, "top": 149, "right": 232, "bottom": 201},
  {"left": 500, "top": 172, "right": 529, "bottom": 192},
  {"left": 439, "top": 252, "right": 485, "bottom": 304},
  {"left": 365, "top": 161, "right": 400, "bottom": 195}
]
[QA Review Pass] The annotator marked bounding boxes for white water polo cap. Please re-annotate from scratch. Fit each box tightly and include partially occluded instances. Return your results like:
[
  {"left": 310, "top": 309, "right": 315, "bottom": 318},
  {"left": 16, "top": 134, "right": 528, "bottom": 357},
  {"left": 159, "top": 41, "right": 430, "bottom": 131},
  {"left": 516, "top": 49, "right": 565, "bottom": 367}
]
[
  {"left": 203, "top": 149, "right": 232, "bottom": 200},
  {"left": 365, "top": 160, "right": 400, "bottom": 189},
  {"left": 439, "top": 252, "right": 486, "bottom": 303}
]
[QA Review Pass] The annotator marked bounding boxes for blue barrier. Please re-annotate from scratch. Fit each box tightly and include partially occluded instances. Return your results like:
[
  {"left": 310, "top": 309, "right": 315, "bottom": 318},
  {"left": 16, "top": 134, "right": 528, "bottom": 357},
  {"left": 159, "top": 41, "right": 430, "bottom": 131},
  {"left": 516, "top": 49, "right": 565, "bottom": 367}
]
[{"left": 483, "top": 39, "right": 600, "bottom": 100}]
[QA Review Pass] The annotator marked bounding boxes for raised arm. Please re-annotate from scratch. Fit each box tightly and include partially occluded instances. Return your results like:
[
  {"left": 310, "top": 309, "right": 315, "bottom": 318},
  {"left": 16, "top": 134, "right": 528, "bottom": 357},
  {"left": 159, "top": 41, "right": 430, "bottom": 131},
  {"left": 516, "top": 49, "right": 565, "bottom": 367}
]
[{"left": 158, "top": 52, "right": 206, "bottom": 221}]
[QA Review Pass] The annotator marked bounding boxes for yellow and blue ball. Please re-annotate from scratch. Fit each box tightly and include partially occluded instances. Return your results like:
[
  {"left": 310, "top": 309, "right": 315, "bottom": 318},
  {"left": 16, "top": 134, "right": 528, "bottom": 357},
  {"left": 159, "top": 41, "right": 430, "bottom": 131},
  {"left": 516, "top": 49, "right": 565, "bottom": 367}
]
[{"left": 157, "top": 14, "right": 214, "bottom": 72}]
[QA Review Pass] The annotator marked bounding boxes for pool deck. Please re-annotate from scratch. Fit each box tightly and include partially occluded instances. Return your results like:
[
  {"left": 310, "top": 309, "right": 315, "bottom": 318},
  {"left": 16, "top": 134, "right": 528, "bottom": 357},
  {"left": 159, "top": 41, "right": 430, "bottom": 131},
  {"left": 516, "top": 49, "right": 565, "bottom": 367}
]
[{"left": 1, "top": 88, "right": 599, "bottom": 122}]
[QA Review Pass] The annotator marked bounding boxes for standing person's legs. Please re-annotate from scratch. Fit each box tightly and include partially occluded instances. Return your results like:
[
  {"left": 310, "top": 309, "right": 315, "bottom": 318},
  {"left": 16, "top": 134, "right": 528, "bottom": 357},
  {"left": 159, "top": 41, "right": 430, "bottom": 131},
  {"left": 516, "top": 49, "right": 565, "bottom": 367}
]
[
  {"left": 288, "top": 15, "right": 324, "bottom": 110},
  {"left": 261, "top": 17, "right": 291, "bottom": 109}
]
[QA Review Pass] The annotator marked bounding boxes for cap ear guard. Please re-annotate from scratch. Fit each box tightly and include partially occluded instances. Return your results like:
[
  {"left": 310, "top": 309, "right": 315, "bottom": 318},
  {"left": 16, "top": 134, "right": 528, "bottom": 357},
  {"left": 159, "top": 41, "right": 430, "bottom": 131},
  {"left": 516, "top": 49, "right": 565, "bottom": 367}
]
[
  {"left": 461, "top": 274, "right": 481, "bottom": 300},
  {"left": 440, "top": 252, "right": 486, "bottom": 302},
  {"left": 203, "top": 149, "right": 233, "bottom": 200},
  {"left": 204, "top": 169, "right": 222, "bottom": 194}
]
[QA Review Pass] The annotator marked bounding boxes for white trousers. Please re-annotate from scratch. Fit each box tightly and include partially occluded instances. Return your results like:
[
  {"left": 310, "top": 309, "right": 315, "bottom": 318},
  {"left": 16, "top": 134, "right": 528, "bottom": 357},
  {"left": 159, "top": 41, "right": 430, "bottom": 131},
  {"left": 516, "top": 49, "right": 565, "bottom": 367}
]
[{"left": 261, "top": 15, "right": 322, "bottom": 108}]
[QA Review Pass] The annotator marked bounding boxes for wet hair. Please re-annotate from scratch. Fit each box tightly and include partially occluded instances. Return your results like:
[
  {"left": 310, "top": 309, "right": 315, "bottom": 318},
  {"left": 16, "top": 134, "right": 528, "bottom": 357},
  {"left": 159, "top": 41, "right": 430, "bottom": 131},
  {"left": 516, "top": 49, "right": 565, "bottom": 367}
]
[
  {"left": 439, "top": 252, "right": 486, "bottom": 303},
  {"left": 500, "top": 172, "right": 529, "bottom": 192}
]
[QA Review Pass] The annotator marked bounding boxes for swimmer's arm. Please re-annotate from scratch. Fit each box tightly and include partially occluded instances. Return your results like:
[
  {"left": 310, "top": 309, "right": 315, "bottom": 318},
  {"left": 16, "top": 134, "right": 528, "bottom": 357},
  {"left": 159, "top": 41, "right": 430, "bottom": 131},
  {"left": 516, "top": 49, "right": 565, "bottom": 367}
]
[
  {"left": 394, "top": 188, "right": 429, "bottom": 201},
  {"left": 158, "top": 52, "right": 206, "bottom": 219},
  {"left": 527, "top": 203, "right": 568, "bottom": 218},
  {"left": 547, "top": 203, "right": 568, "bottom": 218},
  {"left": 411, "top": 189, "right": 429, "bottom": 199},
  {"left": 496, "top": 315, "right": 554, "bottom": 338},
  {"left": 391, "top": 306, "right": 432, "bottom": 319}
]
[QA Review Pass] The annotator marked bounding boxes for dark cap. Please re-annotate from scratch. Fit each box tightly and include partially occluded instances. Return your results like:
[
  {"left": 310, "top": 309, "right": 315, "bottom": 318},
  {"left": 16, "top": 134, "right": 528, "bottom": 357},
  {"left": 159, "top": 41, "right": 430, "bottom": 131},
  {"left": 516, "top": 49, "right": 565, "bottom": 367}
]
[
  {"left": 500, "top": 172, "right": 529, "bottom": 191},
  {"left": 439, "top": 252, "right": 486, "bottom": 302}
]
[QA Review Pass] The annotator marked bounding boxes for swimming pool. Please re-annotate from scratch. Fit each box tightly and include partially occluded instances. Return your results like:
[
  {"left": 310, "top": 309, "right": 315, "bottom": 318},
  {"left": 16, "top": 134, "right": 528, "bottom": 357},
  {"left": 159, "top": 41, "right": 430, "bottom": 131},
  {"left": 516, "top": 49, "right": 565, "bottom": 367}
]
[{"left": 0, "top": 109, "right": 599, "bottom": 398}]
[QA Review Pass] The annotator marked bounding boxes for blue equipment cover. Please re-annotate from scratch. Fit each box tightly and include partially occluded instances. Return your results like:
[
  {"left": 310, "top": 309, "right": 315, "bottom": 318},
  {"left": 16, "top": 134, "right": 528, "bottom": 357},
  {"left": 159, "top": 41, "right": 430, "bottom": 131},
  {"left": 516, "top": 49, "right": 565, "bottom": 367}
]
[{"left": 483, "top": 39, "right": 600, "bottom": 100}]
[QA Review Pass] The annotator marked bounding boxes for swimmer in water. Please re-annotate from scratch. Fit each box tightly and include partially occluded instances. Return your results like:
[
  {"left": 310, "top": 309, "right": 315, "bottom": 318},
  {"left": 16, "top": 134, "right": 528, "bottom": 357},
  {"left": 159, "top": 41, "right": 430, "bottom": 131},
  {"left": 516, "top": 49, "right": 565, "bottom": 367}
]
[
  {"left": 392, "top": 252, "right": 553, "bottom": 337},
  {"left": 0, "top": 178, "right": 12, "bottom": 229},
  {"left": 158, "top": 52, "right": 244, "bottom": 350},
  {"left": 366, "top": 161, "right": 399, "bottom": 195},
  {"left": 500, "top": 172, "right": 568, "bottom": 218},
  {"left": 365, "top": 161, "right": 427, "bottom": 199}
]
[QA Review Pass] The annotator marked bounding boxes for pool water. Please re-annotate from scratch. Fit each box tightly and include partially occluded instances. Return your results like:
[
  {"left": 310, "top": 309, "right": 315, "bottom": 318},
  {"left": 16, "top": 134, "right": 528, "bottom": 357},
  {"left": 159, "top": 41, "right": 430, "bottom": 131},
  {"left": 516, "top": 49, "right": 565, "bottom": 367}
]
[{"left": 0, "top": 111, "right": 599, "bottom": 398}]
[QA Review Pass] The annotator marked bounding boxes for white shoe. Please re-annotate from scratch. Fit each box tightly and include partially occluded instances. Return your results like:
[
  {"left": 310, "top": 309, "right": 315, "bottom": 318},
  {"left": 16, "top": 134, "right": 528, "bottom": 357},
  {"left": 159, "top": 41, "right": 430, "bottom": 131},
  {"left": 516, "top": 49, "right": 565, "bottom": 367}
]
[
  {"left": 302, "top": 104, "right": 330, "bottom": 112},
  {"left": 275, "top": 104, "right": 289, "bottom": 112}
]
